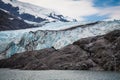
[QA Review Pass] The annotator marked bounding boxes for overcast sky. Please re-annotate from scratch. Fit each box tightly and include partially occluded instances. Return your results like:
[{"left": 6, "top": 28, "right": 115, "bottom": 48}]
[{"left": 18, "top": 0, "right": 120, "bottom": 21}]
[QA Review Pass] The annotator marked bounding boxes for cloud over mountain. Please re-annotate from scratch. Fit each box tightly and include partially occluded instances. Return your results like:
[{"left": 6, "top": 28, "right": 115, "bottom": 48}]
[{"left": 19, "top": 0, "right": 120, "bottom": 21}]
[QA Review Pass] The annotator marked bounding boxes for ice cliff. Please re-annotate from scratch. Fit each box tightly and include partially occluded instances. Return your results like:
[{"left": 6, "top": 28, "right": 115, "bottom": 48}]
[{"left": 0, "top": 20, "right": 120, "bottom": 58}]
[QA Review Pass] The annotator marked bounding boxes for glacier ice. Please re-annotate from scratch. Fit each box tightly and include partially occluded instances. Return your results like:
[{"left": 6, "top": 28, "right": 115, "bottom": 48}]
[
  {"left": 0, "top": 20, "right": 120, "bottom": 58},
  {"left": 1, "top": 0, "right": 74, "bottom": 23}
]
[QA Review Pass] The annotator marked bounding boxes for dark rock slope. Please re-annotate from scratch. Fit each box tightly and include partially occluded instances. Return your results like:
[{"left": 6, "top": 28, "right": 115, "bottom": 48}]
[
  {"left": 0, "top": 9, "right": 35, "bottom": 31},
  {"left": 0, "top": 30, "right": 120, "bottom": 71}
]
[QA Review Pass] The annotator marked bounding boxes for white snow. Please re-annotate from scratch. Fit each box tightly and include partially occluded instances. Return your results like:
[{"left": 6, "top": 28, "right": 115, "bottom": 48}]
[
  {"left": 1, "top": 0, "right": 73, "bottom": 22},
  {"left": 8, "top": 18, "right": 14, "bottom": 20},
  {"left": 0, "top": 8, "right": 9, "bottom": 13}
]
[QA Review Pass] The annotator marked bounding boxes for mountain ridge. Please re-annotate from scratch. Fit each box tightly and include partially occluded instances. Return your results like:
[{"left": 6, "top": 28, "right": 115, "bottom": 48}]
[
  {"left": 0, "top": 9, "right": 36, "bottom": 31},
  {"left": 0, "top": 0, "right": 75, "bottom": 24}
]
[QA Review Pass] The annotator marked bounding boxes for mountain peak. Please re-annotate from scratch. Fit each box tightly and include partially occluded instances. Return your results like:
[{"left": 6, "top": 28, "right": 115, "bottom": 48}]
[{"left": 0, "top": 0, "right": 75, "bottom": 24}]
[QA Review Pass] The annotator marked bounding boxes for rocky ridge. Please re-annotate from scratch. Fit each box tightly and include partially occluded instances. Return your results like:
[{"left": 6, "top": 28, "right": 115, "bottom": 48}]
[{"left": 0, "top": 9, "right": 35, "bottom": 31}]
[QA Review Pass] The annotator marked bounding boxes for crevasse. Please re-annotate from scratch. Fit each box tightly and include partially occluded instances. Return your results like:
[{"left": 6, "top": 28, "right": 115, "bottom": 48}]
[{"left": 0, "top": 20, "right": 120, "bottom": 58}]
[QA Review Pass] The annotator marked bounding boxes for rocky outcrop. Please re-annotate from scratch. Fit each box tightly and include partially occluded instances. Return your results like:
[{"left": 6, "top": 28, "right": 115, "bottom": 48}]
[
  {"left": 0, "top": 30, "right": 120, "bottom": 71},
  {"left": 0, "top": 9, "right": 34, "bottom": 31}
]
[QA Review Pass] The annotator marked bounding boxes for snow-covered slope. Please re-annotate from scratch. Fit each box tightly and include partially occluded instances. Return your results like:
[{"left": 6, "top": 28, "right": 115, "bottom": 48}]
[
  {"left": 0, "top": 0, "right": 74, "bottom": 25},
  {"left": 0, "top": 20, "right": 120, "bottom": 58}
]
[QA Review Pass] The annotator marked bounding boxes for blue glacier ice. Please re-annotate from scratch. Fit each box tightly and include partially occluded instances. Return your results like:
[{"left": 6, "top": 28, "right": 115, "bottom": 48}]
[{"left": 0, "top": 20, "right": 120, "bottom": 58}]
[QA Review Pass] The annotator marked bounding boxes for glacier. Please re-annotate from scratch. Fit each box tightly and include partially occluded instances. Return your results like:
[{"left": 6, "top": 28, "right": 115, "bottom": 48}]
[
  {"left": 0, "top": 20, "right": 120, "bottom": 58},
  {"left": 0, "top": 0, "right": 74, "bottom": 24}
]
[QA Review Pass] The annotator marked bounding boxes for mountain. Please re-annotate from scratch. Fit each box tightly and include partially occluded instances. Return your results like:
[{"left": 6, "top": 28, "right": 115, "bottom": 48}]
[
  {"left": 0, "top": 9, "right": 37, "bottom": 31},
  {"left": 0, "top": 30, "right": 120, "bottom": 71},
  {"left": 0, "top": 0, "right": 75, "bottom": 25},
  {"left": 0, "top": 20, "right": 120, "bottom": 58}
]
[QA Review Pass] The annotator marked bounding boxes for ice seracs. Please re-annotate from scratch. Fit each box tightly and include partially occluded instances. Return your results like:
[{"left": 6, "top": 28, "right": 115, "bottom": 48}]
[{"left": 0, "top": 20, "right": 120, "bottom": 58}]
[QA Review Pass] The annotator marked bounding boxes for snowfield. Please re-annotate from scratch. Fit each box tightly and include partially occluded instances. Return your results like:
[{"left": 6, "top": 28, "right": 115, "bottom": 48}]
[{"left": 1, "top": 0, "right": 74, "bottom": 23}]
